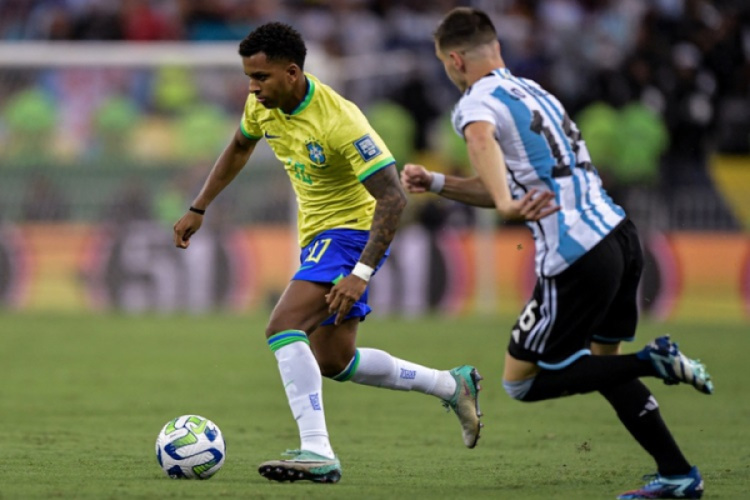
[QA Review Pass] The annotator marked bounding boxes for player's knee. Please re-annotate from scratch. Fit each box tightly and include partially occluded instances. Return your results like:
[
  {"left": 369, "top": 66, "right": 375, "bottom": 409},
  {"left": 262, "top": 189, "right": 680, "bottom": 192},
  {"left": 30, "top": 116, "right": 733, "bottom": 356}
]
[
  {"left": 265, "top": 319, "right": 304, "bottom": 339},
  {"left": 317, "top": 359, "right": 348, "bottom": 379},
  {"left": 264, "top": 324, "right": 276, "bottom": 339},
  {"left": 590, "top": 341, "right": 621, "bottom": 356},
  {"left": 502, "top": 377, "right": 536, "bottom": 401},
  {"left": 264, "top": 319, "right": 283, "bottom": 339}
]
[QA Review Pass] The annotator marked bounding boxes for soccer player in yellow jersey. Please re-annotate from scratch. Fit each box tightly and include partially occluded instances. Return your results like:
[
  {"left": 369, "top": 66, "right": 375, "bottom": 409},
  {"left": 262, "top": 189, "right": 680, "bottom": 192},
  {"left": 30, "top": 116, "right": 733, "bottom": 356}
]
[{"left": 173, "top": 22, "right": 483, "bottom": 484}]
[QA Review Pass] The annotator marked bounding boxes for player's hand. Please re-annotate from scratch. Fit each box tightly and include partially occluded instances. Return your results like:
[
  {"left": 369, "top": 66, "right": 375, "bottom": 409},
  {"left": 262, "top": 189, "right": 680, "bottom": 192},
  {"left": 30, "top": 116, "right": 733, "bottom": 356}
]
[
  {"left": 173, "top": 211, "right": 204, "bottom": 249},
  {"left": 498, "top": 189, "right": 560, "bottom": 221},
  {"left": 400, "top": 163, "right": 433, "bottom": 193},
  {"left": 325, "top": 274, "right": 368, "bottom": 325}
]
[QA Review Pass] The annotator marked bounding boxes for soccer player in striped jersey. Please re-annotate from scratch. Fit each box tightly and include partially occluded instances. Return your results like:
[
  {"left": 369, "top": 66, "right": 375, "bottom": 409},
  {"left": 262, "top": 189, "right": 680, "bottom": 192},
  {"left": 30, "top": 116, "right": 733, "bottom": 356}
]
[
  {"left": 401, "top": 8, "right": 712, "bottom": 499},
  {"left": 173, "top": 22, "right": 482, "bottom": 484}
]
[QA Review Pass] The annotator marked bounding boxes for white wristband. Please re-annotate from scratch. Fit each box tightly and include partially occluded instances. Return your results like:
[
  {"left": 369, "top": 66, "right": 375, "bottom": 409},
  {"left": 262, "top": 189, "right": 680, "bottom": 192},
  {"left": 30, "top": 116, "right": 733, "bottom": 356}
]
[
  {"left": 351, "top": 262, "right": 374, "bottom": 282},
  {"left": 429, "top": 172, "right": 446, "bottom": 193}
]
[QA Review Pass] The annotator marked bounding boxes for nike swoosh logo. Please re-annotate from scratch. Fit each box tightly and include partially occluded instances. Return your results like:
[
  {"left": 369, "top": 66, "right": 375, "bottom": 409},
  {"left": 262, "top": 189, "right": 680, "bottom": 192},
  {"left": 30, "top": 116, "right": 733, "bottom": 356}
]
[
  {"left": 164, "top": 418, "right": 179, "bottom": 434},
  {"left": 264, "top": 132, "right": 281, "bottom": 139},
  {"left": 185, "top": 416, "right": 207, "bottom": 434},
  {"left": 298, "top": 264, "right": 315, "bottom": 271}
]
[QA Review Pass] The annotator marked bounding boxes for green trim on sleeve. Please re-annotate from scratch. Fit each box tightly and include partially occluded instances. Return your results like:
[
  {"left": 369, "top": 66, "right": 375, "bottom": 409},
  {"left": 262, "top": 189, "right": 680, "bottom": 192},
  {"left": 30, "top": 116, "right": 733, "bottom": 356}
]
[
  {"left": 357, "top": 157, "right": 396, "bottom": 182},
  {"left": 240, "top": 121, "right": 263, "bottom": 140}
]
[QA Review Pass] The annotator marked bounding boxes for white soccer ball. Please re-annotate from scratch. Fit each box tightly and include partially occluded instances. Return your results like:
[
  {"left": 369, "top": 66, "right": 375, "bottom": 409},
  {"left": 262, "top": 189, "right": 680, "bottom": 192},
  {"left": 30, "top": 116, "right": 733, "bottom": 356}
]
[{"left": 155, "top": 415, "right": 226, "bottom": 479}]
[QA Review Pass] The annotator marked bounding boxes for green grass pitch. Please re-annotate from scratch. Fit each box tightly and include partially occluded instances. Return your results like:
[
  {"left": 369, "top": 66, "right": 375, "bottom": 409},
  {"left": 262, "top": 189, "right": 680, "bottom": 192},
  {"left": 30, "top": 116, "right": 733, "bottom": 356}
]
[{"left": 1, "top": 312, "right": 748, "bottom": 499}]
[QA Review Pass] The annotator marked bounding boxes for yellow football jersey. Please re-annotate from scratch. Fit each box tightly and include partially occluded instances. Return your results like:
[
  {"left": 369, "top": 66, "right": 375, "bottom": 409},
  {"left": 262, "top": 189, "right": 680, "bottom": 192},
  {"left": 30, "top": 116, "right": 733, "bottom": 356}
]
[{"left": 240, "top": 74, "right": 395, "bottom": 247}]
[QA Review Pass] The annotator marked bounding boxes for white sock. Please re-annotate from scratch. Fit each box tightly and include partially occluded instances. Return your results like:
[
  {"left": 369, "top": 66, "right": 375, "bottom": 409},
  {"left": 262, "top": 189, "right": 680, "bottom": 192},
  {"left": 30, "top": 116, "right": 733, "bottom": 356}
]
[
  {"left": 272, "top": 334, "right": 335, "bottom": 459},
  {"left": 348, "top": 348, "right": 456, "bottom": 400}
]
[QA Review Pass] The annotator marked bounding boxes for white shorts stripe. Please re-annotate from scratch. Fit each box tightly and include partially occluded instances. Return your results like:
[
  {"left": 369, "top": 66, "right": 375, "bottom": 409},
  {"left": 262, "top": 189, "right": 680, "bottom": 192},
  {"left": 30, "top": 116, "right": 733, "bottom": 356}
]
[
  {"left": 537, "top": 279, "right": 558, "bottom": 353},
  {"left": 528, "top": 281, "right": 547, "bottom": 352},
  {"left": 524, "top": 280, "right": 549, "bottom": 351}
]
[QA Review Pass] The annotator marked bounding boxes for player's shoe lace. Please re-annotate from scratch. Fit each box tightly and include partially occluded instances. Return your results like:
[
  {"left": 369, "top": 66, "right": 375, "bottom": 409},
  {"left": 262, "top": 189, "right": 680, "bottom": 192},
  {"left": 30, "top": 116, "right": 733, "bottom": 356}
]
[
  {"left": 442, "top": 365, "right": 483, "bottom": 448},
  {"left": 637, "top": 335, "right": 714, "bottom": 395},
  {"left": 258, "top": 449, "right": 341, "bottom": 483},
  {"left": 617, "top": 466, "right": 704, "bottom": 499}
]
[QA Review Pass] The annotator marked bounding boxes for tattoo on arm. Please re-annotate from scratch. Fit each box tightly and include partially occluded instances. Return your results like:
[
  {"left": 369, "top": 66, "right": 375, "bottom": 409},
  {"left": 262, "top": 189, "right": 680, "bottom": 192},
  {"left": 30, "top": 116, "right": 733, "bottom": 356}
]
[{"left": 359, "top": 165, "right": 407, "bottom": 268}]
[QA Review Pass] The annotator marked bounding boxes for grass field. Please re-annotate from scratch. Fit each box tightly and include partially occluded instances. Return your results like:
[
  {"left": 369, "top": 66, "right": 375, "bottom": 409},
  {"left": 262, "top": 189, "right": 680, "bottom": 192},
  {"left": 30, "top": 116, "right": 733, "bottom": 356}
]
[{"left": 1, "top": 312, "right": 748, "bottom": 499}]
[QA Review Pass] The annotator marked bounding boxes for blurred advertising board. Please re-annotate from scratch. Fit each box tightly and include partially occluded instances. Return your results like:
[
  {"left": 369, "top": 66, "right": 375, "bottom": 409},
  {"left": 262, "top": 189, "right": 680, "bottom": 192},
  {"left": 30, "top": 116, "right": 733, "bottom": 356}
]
[{"left": 1, "top": 223, "right": 748, "bottom": 322}]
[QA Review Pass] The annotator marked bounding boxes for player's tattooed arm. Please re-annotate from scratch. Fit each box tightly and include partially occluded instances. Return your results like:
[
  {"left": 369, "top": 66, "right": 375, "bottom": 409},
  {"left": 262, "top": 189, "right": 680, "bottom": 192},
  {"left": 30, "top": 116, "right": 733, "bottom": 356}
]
[
  {"left": 360, "top": 164, "right": 407, "bottom": 267},
  {"left": 326, "top": 164, "right": 405, "bottom": 325}
]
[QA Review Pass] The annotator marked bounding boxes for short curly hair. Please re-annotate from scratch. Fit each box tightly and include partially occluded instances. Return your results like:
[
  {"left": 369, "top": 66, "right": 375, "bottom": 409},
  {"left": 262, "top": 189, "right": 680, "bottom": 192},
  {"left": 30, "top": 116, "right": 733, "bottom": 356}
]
[{"left": 239, "top": 22, "right": 307, "bottom": 69}]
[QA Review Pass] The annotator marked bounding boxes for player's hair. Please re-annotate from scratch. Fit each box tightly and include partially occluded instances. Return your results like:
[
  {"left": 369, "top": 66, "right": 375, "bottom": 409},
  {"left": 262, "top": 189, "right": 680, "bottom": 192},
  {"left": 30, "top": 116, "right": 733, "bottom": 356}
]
[
  {"left": 239, "top": 22, "right": 307, "bottom": 69},
  {"left": 433, "top": 7, "right": 497, "bottom": 52}
]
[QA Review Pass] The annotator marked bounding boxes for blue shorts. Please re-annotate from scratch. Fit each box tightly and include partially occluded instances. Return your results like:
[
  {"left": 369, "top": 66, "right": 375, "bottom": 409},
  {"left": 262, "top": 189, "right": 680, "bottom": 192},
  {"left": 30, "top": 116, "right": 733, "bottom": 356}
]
[{"left": 293, "top": 228, "right": 389, "bottom": 326}]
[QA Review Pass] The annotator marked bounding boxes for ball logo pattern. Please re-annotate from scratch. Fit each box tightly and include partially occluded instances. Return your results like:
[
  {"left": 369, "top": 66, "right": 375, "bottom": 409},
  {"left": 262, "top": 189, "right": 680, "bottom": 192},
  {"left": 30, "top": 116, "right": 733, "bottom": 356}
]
[{"left": 155, "top": 415, "right": 226, "bottom": 479}]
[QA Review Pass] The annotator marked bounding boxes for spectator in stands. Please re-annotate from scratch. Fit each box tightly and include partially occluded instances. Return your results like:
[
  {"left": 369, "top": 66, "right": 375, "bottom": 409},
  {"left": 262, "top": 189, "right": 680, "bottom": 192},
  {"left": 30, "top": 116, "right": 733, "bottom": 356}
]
[
  {"left": 391, "top": 73, "right": 439, "bottom": 152},
  {"left": 122, "top": 0, "right": 181, "bottom": 41},
  {"left": 107, "top": 179, "right": 152, "bottom": 223},
  {"left": 365, "top": 99, "right": 416, "bottom": 166},
  {"left": 70, "top": 1, "right": 123, "bottom": 40},
  {"left": 2, "top": 88, "right": 58, "bottom": 165},
  {"left": 0, "top": 0, "right": 32, "bottom": 40},
  {"left": 91, "top": 95, "right": 141, "bottom": 160},
  {"left": 661, "top": 43, "right": 716, "bottom": 186},
  {"left": 0, "top": 0, "right": 748, "bottom": 232},
  {"left": 21, "top": 174, "right": 70, "bottom": 222}
]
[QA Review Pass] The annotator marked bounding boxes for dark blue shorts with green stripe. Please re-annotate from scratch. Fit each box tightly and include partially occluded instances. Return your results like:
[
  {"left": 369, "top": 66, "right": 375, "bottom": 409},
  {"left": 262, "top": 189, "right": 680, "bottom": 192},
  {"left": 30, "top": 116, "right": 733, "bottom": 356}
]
[{"left": 293, "top": 228, "right": 389, "bottom": 326}]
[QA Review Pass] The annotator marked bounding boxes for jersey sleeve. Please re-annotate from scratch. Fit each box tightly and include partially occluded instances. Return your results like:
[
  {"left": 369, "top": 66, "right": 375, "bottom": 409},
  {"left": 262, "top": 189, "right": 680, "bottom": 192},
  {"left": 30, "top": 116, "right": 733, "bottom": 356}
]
[
  {"left": 239, "top": 94, "right": 263, "bottom": 140},
  {"left": 330, "top": 104, "right": 396, "bottom": 182},
  {"left": 452, "top": 93, "right": 498, "bottom": 139}
]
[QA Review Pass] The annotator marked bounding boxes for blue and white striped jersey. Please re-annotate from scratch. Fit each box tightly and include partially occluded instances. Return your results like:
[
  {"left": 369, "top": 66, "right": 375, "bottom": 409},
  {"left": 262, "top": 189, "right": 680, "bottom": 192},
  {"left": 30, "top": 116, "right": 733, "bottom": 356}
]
[{"left": 452, "top": 67, "right": 626, "bottom": 277}]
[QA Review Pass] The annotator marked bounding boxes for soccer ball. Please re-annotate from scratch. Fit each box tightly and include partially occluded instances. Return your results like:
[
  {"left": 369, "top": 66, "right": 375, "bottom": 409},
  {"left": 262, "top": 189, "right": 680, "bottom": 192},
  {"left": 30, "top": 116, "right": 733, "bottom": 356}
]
[{"left": 155, "top": 415, "right": 226, "bottom": 479}]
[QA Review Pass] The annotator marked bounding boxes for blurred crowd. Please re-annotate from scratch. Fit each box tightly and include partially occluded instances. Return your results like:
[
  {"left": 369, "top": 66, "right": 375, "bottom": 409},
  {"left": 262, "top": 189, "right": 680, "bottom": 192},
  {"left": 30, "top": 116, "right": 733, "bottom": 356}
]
[{"left": 0, "top": 0, "right": 749, "bottom": 229}]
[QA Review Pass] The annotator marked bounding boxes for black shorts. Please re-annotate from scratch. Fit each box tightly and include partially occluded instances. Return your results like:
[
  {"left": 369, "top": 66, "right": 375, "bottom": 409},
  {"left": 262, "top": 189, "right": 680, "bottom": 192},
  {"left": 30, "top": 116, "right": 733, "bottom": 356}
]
[{"left": 507, "top": 219, "right": 643, "bottom": 369}]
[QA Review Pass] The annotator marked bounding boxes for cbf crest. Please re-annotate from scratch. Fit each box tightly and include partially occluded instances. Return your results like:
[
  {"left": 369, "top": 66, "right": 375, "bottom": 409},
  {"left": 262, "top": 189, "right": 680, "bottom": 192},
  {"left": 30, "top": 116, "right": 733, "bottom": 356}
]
[{"left": 305, "top": 138, "right": 327, "bottom": 167}]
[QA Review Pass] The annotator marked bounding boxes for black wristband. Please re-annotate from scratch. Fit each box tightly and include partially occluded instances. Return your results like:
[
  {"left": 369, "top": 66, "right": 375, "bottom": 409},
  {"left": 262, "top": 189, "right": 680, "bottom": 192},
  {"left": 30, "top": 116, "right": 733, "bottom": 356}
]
[{"left": 189, "top": 206, "right": 206, "bottom": 215}]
